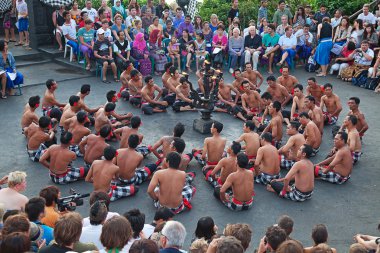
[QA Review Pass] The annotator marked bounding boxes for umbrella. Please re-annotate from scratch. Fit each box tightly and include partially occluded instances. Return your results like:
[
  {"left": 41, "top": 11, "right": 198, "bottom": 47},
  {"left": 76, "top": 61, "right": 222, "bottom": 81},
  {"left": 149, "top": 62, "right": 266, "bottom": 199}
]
[
  {"left": 39, "top": 0, "right": 74, "bottom": 8},
  {"left": 0, "top": 0, "right": 12, "bottom": 12}
]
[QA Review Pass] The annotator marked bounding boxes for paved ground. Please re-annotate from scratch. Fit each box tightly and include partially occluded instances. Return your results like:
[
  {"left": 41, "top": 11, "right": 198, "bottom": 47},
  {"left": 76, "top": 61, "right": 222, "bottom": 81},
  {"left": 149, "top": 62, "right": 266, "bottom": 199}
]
[{"left": 0, "top": 65, "right": 379, "bottom": 252}]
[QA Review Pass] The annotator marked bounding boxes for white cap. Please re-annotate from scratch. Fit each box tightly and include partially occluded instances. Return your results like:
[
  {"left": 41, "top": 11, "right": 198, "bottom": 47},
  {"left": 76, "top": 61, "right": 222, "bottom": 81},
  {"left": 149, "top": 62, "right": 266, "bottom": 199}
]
[{"left": 97, "top": 28, "right": 105, "bottom": 34}]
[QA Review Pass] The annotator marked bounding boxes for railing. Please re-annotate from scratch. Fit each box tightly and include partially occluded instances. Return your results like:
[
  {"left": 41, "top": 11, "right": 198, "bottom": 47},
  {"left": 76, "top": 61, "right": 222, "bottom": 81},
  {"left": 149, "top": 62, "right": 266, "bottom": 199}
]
[{"left": 349, "top": 0, "right": 380, "bottom": 20}]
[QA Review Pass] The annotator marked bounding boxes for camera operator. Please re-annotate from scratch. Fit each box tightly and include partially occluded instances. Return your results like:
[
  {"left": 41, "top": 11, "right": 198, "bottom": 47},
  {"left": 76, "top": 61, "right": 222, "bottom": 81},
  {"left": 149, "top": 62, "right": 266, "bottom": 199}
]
[{"left": 39, "top": 185, "right": 64, "bottom": 228}]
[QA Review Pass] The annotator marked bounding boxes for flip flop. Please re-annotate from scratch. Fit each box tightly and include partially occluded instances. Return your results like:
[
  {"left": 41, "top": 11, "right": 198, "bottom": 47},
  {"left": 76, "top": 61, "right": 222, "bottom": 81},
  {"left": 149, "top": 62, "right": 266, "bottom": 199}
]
[{"left": 102, "top": 80, "right": 111, "bottom": 84}]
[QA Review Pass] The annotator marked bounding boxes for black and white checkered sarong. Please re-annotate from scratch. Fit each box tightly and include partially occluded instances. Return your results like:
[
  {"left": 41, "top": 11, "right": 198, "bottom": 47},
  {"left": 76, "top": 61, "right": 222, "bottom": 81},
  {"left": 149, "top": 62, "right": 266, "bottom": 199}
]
[
  {"left": 255, "top": 172, "right": 280, "bottom": 185},
  {"left": 39, "top": 0, "right": 74, "bottom": 8},
  {"left": 69, "top": 145, "right": 83, "bottom": 157},
  {"left": 0, "top": 0, "right": 11, "bottom": 12},
  {"left": 108, "top": 184, "right": 136, "bottom": 201},
  {"left": 281, "top": 185, "right": 313, "bottom": 202},
  {"left": 280, "top": 155, "right": 295, "bottom": 170},
  {"left": 315, "top": 165, "right": 350, "bottom": 184},
  {"left": 352, "top": 151, "right": 362, "bottom": 165},
  {"left": 27, "top": 143, "right": 47, "bottom": 162},
  {"left": 49, "top": 167, "right": 84, "bottom": 184}
]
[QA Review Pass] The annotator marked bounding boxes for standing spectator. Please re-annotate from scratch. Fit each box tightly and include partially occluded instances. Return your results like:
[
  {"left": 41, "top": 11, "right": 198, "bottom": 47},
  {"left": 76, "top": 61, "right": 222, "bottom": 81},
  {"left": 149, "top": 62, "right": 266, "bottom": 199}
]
[
  {"left": 293, "top": 6, "right": 306, "bottom": 27},
  {"left": 314, "top": 17, "right": 333, "bottom": 77},
  {"left": 70, "top": 1, "right": 81, "bottom": 24},
  {"left": 156, "top": 0, "right": 169, "bottom": 19},
  {"left": 82, "top": 0, "right": 98, "bottom": 22},
  {"left": 94, "top": 28, "right": 119, "bottom": 83},
  {"left": 358, "top": 4, "right": 377, "bottom": 25},
  {"left": 141, "top": 0, "right": 156, "bottom": 18},
  {"left": 112, "top": 0, "right": 126, "bottom": 20},
  {"left": 228, "top": 0, "right": 239, "bottom": 25},
  {"left": 177, "top": 15, "right": 195, "bottom": 38},
  {"left": 3, "top": 0, "right": 17, "bottom": 43},
  {"left": 262, "top": 24, "right": 281, "bottom": 74},
  {"left": 362, "top": 24, "right": 378, "bottom": 48},
  {"left": 350, "top": 19, "right": 364, "bottom": 47},
  {"left": 99, "top": 216, "right": 133, "bottom": 253},
  {"left": 125, "top": 7, "right": 142, "bottom": 33},
  {"left": 15, "top": 0, "right": 31, "bottom": 49},
  {"left": 194, "top": 216, "right": 217, "bottom": 243},
  {"left": 0, "top": 171, "right": 28, "bottom": 210},
  {"left": 78, "top": 19, "right": 95, "bottom": 71},
  {"left": 257, "top": 0, "right": 268, "bottom": 27},
  {"left": 194, "top": 16, "right": 203, "bottom": 35},
  {"left": 313, "top": 4, "right": 331, "bottom": 25},
  {"left": 273, "top": 0, "right": 293, "bottom": 27},
  {"left": 39, "top": 185, "right": 61, "bottom": 228},
  {"left": 99, "top": 0, "right": 112, "bottom": 21},
  {"left": 173, "top": 7, "right": 184, "bottom": 29},
  {"left": 114, "top": 31, "right": 132, "bottom": 71},
  {"left": 244, "top": 26, "right": 262, "bottom": 70},
  {"left": 209, "top": 14, "right": 219, "bottom": 33},
  {"left": 277, "top": 26, "right": 297, "bottom": 67},
  {"left": 61, "top": 11, "right": 79, "bottom": 61},
  {"left": 52, "top": 6, "right": 65, "bottom": 51},
  {"left": 333, "top": 16, "right": 352, "bottom": 46},
  {"left": 160, "top": 221, "right": 187, "bottom": 253},
  {"left": 331, "top": 9, "right": 343, "bottom": 29},
  {"left": 276, "top": 15, "right": 290, "bottom": 36}
]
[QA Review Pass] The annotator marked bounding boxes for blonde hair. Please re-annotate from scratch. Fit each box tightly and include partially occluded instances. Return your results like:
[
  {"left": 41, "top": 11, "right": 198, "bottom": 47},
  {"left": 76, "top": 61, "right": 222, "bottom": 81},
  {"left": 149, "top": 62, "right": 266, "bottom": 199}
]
[
  {"left": 189, "top": 238, "right": 208, "bottom": 253},
  {"left": 8, "top": 171, "right": 26, "bottom": 188},
  {"left": 114, "top": 14, "right": 123, "bottom": 21}
]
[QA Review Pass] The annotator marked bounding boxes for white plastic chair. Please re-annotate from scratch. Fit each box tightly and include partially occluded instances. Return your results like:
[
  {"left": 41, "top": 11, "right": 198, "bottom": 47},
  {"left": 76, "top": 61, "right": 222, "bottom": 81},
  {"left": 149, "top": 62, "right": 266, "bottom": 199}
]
[{"left": 63, "top": 41, "right": 74, "bottom": 62}]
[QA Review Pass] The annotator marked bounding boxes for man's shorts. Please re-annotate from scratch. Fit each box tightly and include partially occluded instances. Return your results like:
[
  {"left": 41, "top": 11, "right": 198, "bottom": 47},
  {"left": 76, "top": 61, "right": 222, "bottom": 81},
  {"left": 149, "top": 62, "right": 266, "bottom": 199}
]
[
  {"left": 27, "top": 143, "right": 47, "bottom": 162},
  {"left": 323, "top": 112, "right": 338, "bottom": 125},
  {"left": 270, "top": 181, "right": 313, "bottom": 202},
  {"left": 153, "top": 184, "right": 196, "bottom": 214},
  {"left": 49, "top": 167, "right": 85, "bottom": 184},
  {"left": 97, "top": 58, "right": 115, "bottom": 66},
  {"left": 69, "top": 145, "right": 83, "bottom": 157},
  {"left": 280, "top": 154, "right": 295, "bottom": 170},
  {"left": 314, "top": 165, "right": 350, "bottom": 184},
  {"left": 214, "top": 187, "right": 254, "bottom": 211},
  {"left": 117, "top": 164, "right": 157, "bottom": 185},
  {"left": 352, "top": 151, "right": 362, "bottom": 165},
  {"left": 271, "top": 139, "right": 282, "bottom": 149},
  {"left": 18, "top": 18, "right": 29, "bottom": 32},
  {"left": 108, "top": 184, "right": 137, "bottom": 201},
  {"left": 255, "top": 172, "right": 280, "bottom": 185}
]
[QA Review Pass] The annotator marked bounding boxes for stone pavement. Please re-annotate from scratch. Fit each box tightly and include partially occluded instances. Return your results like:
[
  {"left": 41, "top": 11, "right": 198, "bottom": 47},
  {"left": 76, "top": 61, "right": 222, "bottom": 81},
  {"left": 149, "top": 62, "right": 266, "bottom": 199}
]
[{"left": 0, "top": 64, "right": 379, "bottom": 252}]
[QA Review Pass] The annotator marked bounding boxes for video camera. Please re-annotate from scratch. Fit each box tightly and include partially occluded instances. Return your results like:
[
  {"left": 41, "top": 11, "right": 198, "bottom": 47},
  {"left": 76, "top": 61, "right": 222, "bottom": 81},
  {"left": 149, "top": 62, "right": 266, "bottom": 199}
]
[{"left": 57, "top": 188, "right": 90, "bottom": 212}]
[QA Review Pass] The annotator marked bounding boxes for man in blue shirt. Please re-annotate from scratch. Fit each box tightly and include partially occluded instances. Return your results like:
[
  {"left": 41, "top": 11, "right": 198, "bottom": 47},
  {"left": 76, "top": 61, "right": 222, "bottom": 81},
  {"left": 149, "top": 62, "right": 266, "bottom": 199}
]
[{"left": 172, "top": 7, "right": 184, "bottom": 29}]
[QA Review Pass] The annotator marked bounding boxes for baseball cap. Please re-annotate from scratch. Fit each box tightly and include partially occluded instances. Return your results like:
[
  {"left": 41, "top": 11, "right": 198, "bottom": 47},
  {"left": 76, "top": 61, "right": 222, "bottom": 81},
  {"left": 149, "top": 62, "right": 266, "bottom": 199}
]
[{"left": 97, "top": 28, "right": 105, "bottom": 35}]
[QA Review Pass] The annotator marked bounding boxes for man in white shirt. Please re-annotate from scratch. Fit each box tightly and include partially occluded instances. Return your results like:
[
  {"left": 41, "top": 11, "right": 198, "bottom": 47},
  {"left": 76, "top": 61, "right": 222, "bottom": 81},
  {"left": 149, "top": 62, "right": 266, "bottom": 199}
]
[
  {"left": 349, "top": 40, "right": 374, "bottom": 66},
  {"left": 0, "top": 171, "right": 28, "bottom": 211},
  {"left": 125, "top": 7, "right": 142, "bottom": 32},
  {"left": 82, "top": 0, "right": 98, "bottom": 22},
  {"left": 358, "top": 4, "right": 376, "bottom": 25},
  {"left": 277, "top": 26, "right": 297, "bottom": 67},
  {"left": 331, "top": 9, "right": 342, "bottom": 28},
  {"left": 295, "top": 24, "right": 313, "bottom": 61},
  {"left": 61, "top": 11, "right": 78, "bottom": 60}
]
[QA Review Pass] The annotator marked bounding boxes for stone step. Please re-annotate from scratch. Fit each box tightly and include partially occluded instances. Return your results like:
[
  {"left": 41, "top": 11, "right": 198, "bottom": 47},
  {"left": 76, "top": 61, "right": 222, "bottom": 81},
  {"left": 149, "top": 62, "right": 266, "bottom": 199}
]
[
  {"left": 54, "top": 57, "right": 97, "bottom": 75},
  {"left": 16, "top": 59, "right": 52, "bottom": 68},
  {"left": 38, "top": 45, "right": 64, "bottom": 59}
]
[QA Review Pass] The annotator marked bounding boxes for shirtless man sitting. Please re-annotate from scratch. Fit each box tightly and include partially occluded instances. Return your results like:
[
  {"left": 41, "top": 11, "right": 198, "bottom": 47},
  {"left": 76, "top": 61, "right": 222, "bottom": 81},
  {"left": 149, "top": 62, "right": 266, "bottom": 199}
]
[
  {"left": 305, "top": 96, "right": 324, "bottom": 134},
  {"left": 254, "top": 133, "right": 280, "bottom": 186},
  {"left": 289, "top": 84, "right": 307, "bottom": 122},
  {"left": 164, "top": 66, "right": 181, "bottom": 105},
  {"left": 235, "top": 121, "right": 260, "bottom": 161},
  {"left": 141, "top": 76, "right": 168, "bottom": 115},
  {"left": 306, "top": 77, "right": 324, "bottom": 105},
  {"left": 252, "top": 92, "right": 274, "bottom": 131},
  {"left": 268, "top": 75, "right": 291, "bottom": 105},
  {"left": 94, "top": 103, "right": 122, "bottom": 140},
  {"left": 320, "top": 83, "right": 342, "bottom": 125},
  {"left": 60, "top": 95, "right": 81, "bottom": 132},
  {"left": 0, "top": 171, "right": 28, "bottom": 210},
  {"left": 203, "top": 141, "right": 241, "bottom": 188},
  {"left": 41, "top": 79, "right": 66, "bottom": 121},
  {"left": 161, "top": 62, "right": 174, "bottom": 96},
  {"left": 74, "top": 84, "right": 102, "bottom": 124},
  {"left": 86, "top": 146, "right": 138, "bottom": 201},
  {"left": 150, "top": 122, "right": 185, "bottom": 160},
  {"left": 277, "top": 67, "right": 299, "bottom": 94},
  {"left": 242, "top": 62, "right": 263, "bottom": 90},
  {"left": 262, "top": 101, "right": 283, "bottom": 149},
  {"left": 21, "top": 96, "right": 40, "bottom": 131},
  {"left": 147, "top": 152, "right": 196, "bottom": 214},
  {"left": 40, "top": 131, "right": 89, "bottom": 184},
  {"left": 24, "top": 116, "right": 56, "bottom": 162},
  {"left": 119, "top": 62, "right": 135, "bottom": 100},
  {"left": 343, "top": 115, "right": 362, "bottom": 165},
  {"left": 114, "top": 116, "right": 149, "bottom": 156},
  {"left": 232, "top": 69, "right": 255, "bottom": 96},
  {"left": 299, "top": 112, "right": 321, "bottom": 156},
  {"left": 269, "top": 144, "right": 314, "bottom": 202},
  {"left": 314, "top": 132, "right": 352, "bottom": 184},
  {"left": 241, "top": 80, "right": 262, "bottom": 121},
  {"left": 79, "top": 125, "right": 111, "bottom": 169},
  {"left": 278, "top": 121, "right": 306, "bottom": 170},
  {"left": 193, "top": 122, "right": 227, "bottom": 169},
  {"left": 215, "top": 153, "right": 254, "bottom": 211},
  {"left": 128, "top": 69, "right": 144, "bottom": 107},
  {"left": 65, "top": 111, "right": 91, "bottom": 157},
  {"left": 172, "top": 77, "right": 196, "bottom": 112},
  {"left": 105, "top": 90, "right": 132, "bottom": 124},
  {"left": 342, "top": 97, "right": 369, "bottom": 138}
]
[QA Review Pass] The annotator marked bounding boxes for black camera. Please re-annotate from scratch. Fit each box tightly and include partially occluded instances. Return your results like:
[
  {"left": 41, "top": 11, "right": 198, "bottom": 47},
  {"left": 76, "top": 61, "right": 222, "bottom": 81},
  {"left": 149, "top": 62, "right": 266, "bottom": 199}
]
[{"left": 57, "top": 188, "right": 90, "bottom": 212}]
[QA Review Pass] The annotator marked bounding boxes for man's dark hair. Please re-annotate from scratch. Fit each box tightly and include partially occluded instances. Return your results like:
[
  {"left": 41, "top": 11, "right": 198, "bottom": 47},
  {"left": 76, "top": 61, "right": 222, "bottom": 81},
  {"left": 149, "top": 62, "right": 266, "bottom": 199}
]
[
  {"left": 241, "top": 80, "right": 250, "bottom": 86},
  {"left": 106, "top": 90, "right": 117, "bottom": 102},
  {"left": 25, "top": 197, "right": 46, "bottom": 222},
  {"left": 39, "top": 186, "right": 59, "bottom": 206},
  {"left": 236, "top": 153, "right": 249, "bottom": 169},
  {"left": 39, "top": 116, "right": 51, "bottom": 128},
  {"left": 349, "top": 97, "right": 360, "bottom": 105},
  {"left": 98, "top": 8, "right": 104, "bottom": 16},
  {"left": 289, "top": 121, "right": 301, "bottom": 130},
  {"left": 311, "top": 224, "right": 328, "bottom": 245},
  {"left": 179, "top": 76, "right": 187, "bottom": 84},
  {"left": 348, "top": 115, "right": 358, "bottom": 125},
  {"left": 63, "top": 10, "right": 70, "bottom": 17},
  {"left": 172, "top": 137, "right": 186, "bottom": 153},
  {"left": 245, "top": 121, "right": 255, "bottom": 131},
  {"left": 46, "top": 79, "right": 55, "bottom": 89},
  {"left": 104, "top": 146, "right": 117, "bottom": 161},
  {"left": 306, "top": 95, "right": 316, "bottom": 104},
  {"left": 277, "top": 215, "right": 294, "bottom": 236},
  {"left": 261, "top": 92, "right": 273, "bottom": 100},
  {"left": 99, "top": 125, "right": 112, "bottom": 138},
  {"left": 337, "top": 131, "right": 348, "bottom": 143},
  {"left": 124, "top": 209, "right": 145, "bottom": 239},
  {"left": 89, "top": 200, "right": 108, "bottom": 226},
  {"left": 231, "top": 141, "right": 241, "bottom": 155},
  {"left": 234, "top": 68, "right": 241, "bottom": 74},
  {"left": 213, "top": 122, "right": 223, "bottom": 133},
  {"left": 166, "top": 152, "right": 182, "bottom": 169},
  {"left": 185, "top": 14, "right": 191, "bottom": 19},
  {"left": 81, "top": 84, "right": 91, "bottom": 94},
  {"left": 3, "top": 210, "right": 22, "bottom": 222},
  {"left": 272, "top": 101, "right": 281, "bottom": 112},
  {"left": 169, "top": 66, "right": 177, "bottom": 76},
  {"left": 308, "top": 77, "right": 316, "bottom": 83},
  {"left": 268, "top": 23, "right": 275, "bottom": 30},
  {"left": 128, "top": 134, "right": 140, "bottom": 149},
  {"left": 153, "top": 207, "right": 174, "bottom": 221},
  {"left": 89, "top": 191, "right": 111, "bottom": 211},
  {"left": 294, "top": 84, "right": 303, "bottom": 91},
  {"left": 173, "top": 123, "right": 185, "bottom": 137},
  {"left": 131, "top": 69, "right": 140, "bottom": 77},
  {"left": 267, "top": 75, "right": 276, "bottom": 82},
  {"left": 144, "top": 75, "right": 153, "bottom": 84},
  {"left": 60, "top": 131, "right": 73, "bottom": 144},
  {"left": 164, "top": 62, "right": 173, "bottom": 71},
  {"left": 299, "top": 112, "right": 310, "bottom": 119},
  {"left": 323, "top": 83, "right": 333, "bottom": 89},
  {"left": 77, "top": 111, "right": 88, "bottom": 124},
  {"left": 266, "top": 225, "right": 287, "bottom": 251},
  {"left": 105, "top": 102, "right": 116, "bottom": 112},
  {"left": 302, "top": 144, "right": 313, "bottom": 158},
  {"left": 130, "top": 116, "right": 141, "bottom": 129},
  {"left": 261, "top": 132, "right": 273, "bottom": 142},
  {"left": 28, "top": 96, "right": 40, "bottom": 108},
  {"left": 69, "top": 95, "right": 80, "bottom": 106}
]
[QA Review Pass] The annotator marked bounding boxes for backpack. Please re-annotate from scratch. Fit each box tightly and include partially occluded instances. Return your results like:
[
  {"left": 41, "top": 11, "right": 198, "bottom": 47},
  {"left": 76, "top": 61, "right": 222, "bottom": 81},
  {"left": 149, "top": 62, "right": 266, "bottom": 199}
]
[
  {"left": 352, "top": 70, "right": 368, "bottom": 87},
  {"left": 305, "top": 56, "right": 317, "bottom": 72},
  {"left": 363, "top": 77, "right": 380, "bottom": 90}
]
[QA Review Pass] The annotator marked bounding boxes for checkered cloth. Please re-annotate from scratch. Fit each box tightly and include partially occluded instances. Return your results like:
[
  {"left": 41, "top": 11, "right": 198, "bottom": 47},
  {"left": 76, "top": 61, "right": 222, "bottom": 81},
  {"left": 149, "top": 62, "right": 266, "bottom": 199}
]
[
  {"left": 0, "top": 0, "right": 11, "bottom": 12},
  {"left": 42, "top": 106, "right": 54, "bottom": 117},
  {"left": 118, "top": 164, "right": 156, "bottom": 185},
  {"left": 27, "top": 143, "right": 47, "bottom": 162},
  {"left": 69, "top": 145, "right": 83, "bottom": 157},
  {"left": 352, "top": 151, "right": 362, "bottom": 165},
  {"left": 108, "top": 184, "right": 137, "bottom": 202},
  {"left": 272, "top": 139, "right": 282, "bottom": 149},
  {"left": 223, "top": 195, "right": 254, "bottom": 211},
  {"left": 186, "top": 172, "right": 196, "bottom": 185},
  {"left": 323, "top": 112, "right": 338, "bottom": 125},
  {"left": 153, "top": 184, "right": 196, "bottom": 214},
  {"left": 203, "top": 166, "right": 223, "bottom": 188},
  {"left": 255, "top": 172, "right": 280, "bottom": 185},
  {"left": 280, "top": 185, "right": 313, "bottom": 202},
  {"left": 136, "top": 145, "right": 150, "bottom": 157},
  {"left": 39, "top": 0, "right": 74, "bottom": 7},
  {"left": 311, "top": 147, "right": 320, "bottom": 157},
  {"left": 280, "top": 155, "right": 295, "bottom": 170},
  {"left": 193, "top": 149, "right": 226, "bottom": 167},
  {"left": 315, "top": 165, "right": 350, "bottom": 184},
  {"left": 49, "top": 166, "right": 84, "bottom": 184}
]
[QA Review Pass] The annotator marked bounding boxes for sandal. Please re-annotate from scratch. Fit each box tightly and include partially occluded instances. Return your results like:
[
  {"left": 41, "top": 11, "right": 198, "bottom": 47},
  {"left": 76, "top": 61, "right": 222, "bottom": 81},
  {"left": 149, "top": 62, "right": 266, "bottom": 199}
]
[
  {"left": 15, "top": 42, "right": 23, "bottom": 46},
  {"left": 316, "top": 73, "right": 326, "bottom": 77},
  {"left": 102, "top": 80, "right": 111, "bottom": 84},
  {"left": 114, "top": 77, "right": 120, "bottom": 82},
  {"left": 86, "top": 65, "right": 91, "bottom": 71}
]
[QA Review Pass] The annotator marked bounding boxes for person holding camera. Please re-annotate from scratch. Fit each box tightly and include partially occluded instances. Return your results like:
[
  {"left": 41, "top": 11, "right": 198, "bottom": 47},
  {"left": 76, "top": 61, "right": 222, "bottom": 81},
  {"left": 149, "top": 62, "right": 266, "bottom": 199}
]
[{"left": 39, "top": 185, "right": 67, "bottom": 228}]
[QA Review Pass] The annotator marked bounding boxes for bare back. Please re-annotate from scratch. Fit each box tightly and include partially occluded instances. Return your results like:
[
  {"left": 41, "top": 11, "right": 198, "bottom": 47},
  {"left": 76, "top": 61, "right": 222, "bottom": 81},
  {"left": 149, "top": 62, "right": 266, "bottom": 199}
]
[{"left": 115, "top": 148, "right": 143, "bottom": 180}]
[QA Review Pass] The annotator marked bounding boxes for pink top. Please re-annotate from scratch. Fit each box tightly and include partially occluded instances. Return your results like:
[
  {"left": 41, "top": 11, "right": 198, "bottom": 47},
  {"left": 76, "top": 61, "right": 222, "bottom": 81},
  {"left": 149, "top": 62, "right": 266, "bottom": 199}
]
[{"left": 212, "top": 34, "right": 228, "bottom": 48}]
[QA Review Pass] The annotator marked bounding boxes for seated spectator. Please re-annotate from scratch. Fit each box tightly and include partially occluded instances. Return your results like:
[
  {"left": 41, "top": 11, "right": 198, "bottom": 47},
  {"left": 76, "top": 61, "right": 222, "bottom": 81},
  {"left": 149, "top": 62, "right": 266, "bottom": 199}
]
[
  {"left": 168, "top": 36, "right": 181, "bottom": 68},
  {"left": 128, "top": 0, "right": 142, "bottom": 17},
  {"left": 0, "top": 232, "right": 31, "bottom": 253},
  {"left": 61, "top": 11, "right": 79, "bottom": 62},
  {"left": 78, "top": 19, "right": 95, "bottom": 71},
  {"left": 277, "top": 26, "right": 297, "bottom": 68},
  {"left": 277, "top": 240, "right": 304, "bottom": 253},
  {"left": 149, "top": 16, "right": 164, "bottom": 37},
  {"left": 94, "top": 28, "right": 119, "bottom": 83},
  {"left": 262, "top": 24, "right": 281, "bottom": 74},
  {"left": 277, "top": 215, "right": 294, "bottom": 239},
  {"left": 160, "top": 221, "right": 187, "bottom": 253},
  {"left": 163, "top": 20, "right": 176, "bottom": 39},
  {"left": 350, "top": 19, "right": 364, "bottom": 47},
  {"left": 212, "top": 25, "right": 228, "bottom": 68},
  {"left": 304, "top": 224, "right": 337, "bottom": 253},
  {"left": 190, "top": 238, "right": 208, "bottom": 253},
  {"left": 273, "top": 0, "right": 293, "bottom": 27},
  {"left": 0, "top": 171, "right": 28, "bottom": 210},
  {"left": 83, "top": 191, "right": 119, "bottom": 227},
  {"left": 149, "top": 24, "right": 168, "bottom": 75},
  {"left": 159, "top": 9, "right": 171, "bottom": 29},
  {"left": 369, "top": 50, "right": 380, "bottom": 77},
  {"left": 358, "top": 4, "right": 377, "bottom": 26},
  {"left": 99, "top": 0, "right": 112, "bottom": 22},
  {"left": 123, "top": 209, "right": 145, "bottom": 250},
  {"left": 0, "top": 40, "right": 24, "bottom": 98},
  {"left": 229, "top": 28, "right": 244, "bottom": 73},
  {"left": 293, "top": 6, "right": 306, "bottom": 27},
  {"left": 142, "top": 8, "right": 153, "bottom": 31},
  {"left": 294, "top": 24, "right": 313, "bottom": 63},
  {"left": 257, "top": 225, "right": 287, "bottom": 253},
  {"left": 25, "top": 197, "right": 54, "bottom": 245},
  {"left": 178, "top": 15, "right": 195, "bottom": 38},
  {"left": 142, "top": 207, "right": 174, "bottom": 238},
  {"left": 112, "top": 0, "right": 126, "bottom": 20},
  {"left": 228, "top": 18, "right": 242, "bottom": 37},
  {"left": 0, "top": 203, "right": 4, "bottom": 229},
  {"left": 172, "top": 7, "right": 184, "bottom": 29},
  {"left": 213, "top": 236, "right": 244, "bottom": 253},
  {"left": 258, "top": 18, "right": 269, "bottom": 37},
  {"left": 112, "top": 14, "right": 132, "bottom": 42},
  {"left": 131, "top": 32, "right": 152, "bottom": 76},
  {"left": 141, "top": 0, "right": 156, "bottom": 17},
  {"left": 340, "top": 40, "right": 374, "bottom": 82},
  {"left": 194, "top": 33, "right": 209, "bottom": 71},
  {"left": 1, "top": 213, "right": 30, "bottom": 237},
  {"left": 349, "top": 243, "right": 368, "bottom": 253},
  {"left": 330, "top": 9, "right": 343, "bottom": 29},
  {"left": 276, "top": 15, "right": 290, "bottom": 36},
  {"left": 330, "top": 41, "right": 355, "bottom": 77},
  {"left": 244, "top": 26, "right": 262, "bottom": 70},
  {"left": 100, "top": 216, "right": 133, "bottom": 253},
  {"left": 362, "top": 24, "right": 378, "bottom": 49},
  {"left": 202, "top": 21, "right": 213, "bottom": 48},
  {"left": 113, "top": 30, "right": 133, "bottom": 71},
  {"left": 179, "top": 29, "right": 195, "bottom": 72},
  {"left": 224, "top": 223, "right": 252, "bottom": 251},
  {"left": 131, "top": 20, "right": 145, "bottom": 40},
  {"left": 333, "top": 16, "right": 352, "bottom": 46},
  {"left": 130, "top": 239, "right": 159, "bottom": 253},
  {"left": 194, "top": 16, "right": 203, "bottom": 35},
  {"left": 96, "top": 19, "right": 113, "bottom": 42},
  {"left": 125, "top": 7, "right": 142, "bottom": 33},
  {"left": 95, "top": 8, "right": 113, "bottom": 30},
  {"left": 194, "top": 216, "right": 217, "bottom": 243},
  {"left": 309, "top": 243, "right": 335, "bottom": 253},
  {"left": 39, "top": 185, "right": 60, "bottom": 228}
]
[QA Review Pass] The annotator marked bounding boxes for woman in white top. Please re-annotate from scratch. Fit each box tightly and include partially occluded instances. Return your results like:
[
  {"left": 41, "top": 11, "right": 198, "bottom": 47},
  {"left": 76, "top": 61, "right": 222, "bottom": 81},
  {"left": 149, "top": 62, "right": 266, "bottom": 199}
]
[
  {"left": 99, "top": 216, "right": 133, "bottom": 253},
  {"left": 350, "top": 19, "right": 364, "bottom": 47},
  {"left": 333, "top": 16, "right": 352, "bottom": 45}
]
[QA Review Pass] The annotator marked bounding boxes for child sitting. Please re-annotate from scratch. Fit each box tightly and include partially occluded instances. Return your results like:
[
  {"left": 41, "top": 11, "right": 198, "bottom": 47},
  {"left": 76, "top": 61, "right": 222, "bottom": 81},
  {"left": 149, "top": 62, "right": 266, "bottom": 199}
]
[{"left": 168, "top": 36, "right": 181, "bottom": 68}]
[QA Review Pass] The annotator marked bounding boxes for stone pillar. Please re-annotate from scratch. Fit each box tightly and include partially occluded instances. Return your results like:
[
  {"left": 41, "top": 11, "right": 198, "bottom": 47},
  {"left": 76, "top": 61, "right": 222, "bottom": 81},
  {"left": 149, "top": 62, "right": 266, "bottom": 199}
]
[{"left": 28, "top": 0, "right": 55, "bottom": 48}]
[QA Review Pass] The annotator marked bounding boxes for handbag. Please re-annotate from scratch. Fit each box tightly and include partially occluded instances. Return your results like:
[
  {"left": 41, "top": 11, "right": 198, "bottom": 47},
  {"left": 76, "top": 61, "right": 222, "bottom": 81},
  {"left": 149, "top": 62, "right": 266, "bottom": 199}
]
[{"left": 331, "top": 44, "right": 343, "bottom": 56}]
